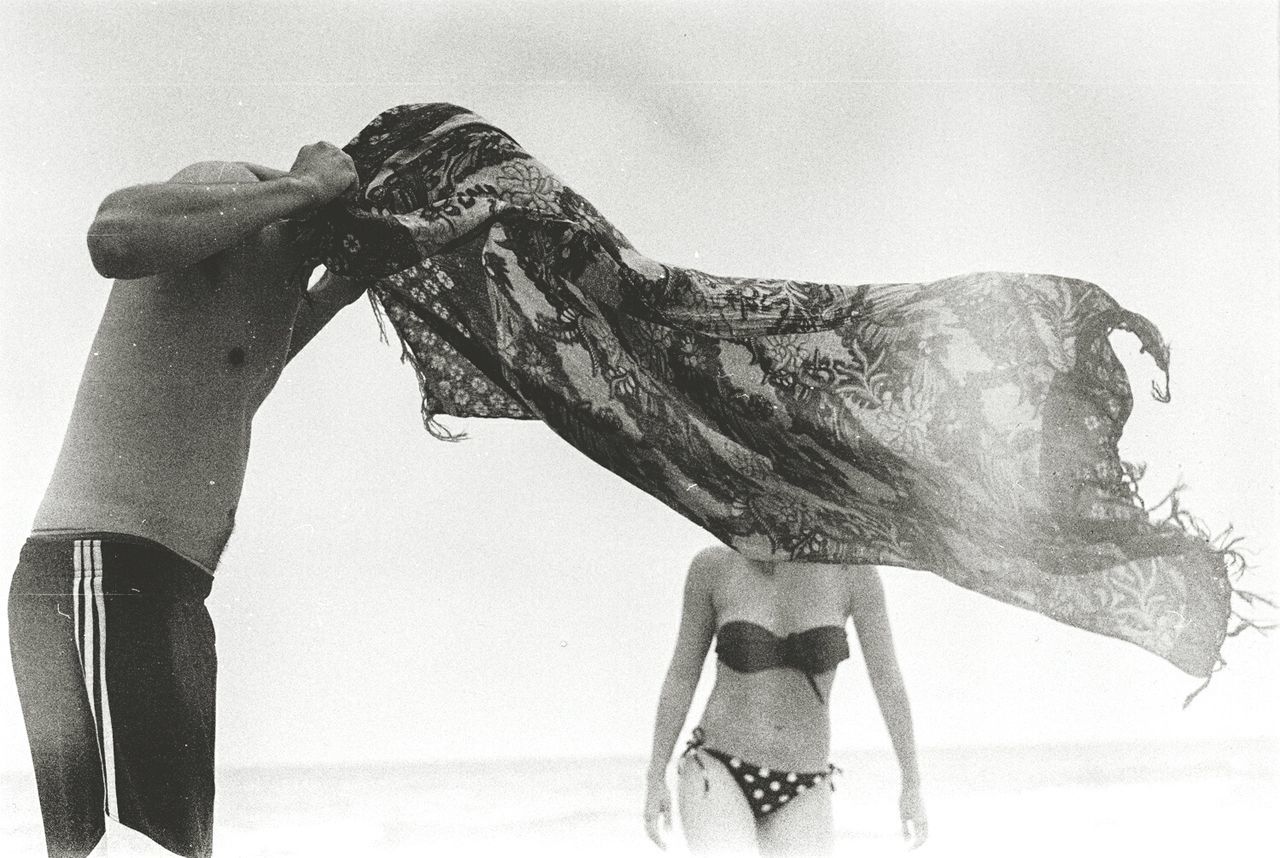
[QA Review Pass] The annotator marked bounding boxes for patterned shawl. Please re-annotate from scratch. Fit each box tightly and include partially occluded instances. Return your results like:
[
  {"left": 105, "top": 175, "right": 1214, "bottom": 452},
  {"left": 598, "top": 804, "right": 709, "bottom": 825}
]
[{"left": 296, "top": 103, "right": 1247, "bottom": 683}]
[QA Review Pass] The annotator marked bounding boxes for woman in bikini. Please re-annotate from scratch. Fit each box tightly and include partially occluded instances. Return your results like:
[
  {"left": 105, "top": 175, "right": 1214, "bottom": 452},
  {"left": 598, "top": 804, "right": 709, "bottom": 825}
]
[{"left": 643, "top": 546, "right": 926, "bottom": 855}]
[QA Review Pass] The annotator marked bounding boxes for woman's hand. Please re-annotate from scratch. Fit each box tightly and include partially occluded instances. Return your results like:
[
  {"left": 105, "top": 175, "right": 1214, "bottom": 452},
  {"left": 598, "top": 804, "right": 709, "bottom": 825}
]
[
  {"left": 899, "top": 782, "right": 928, "bottom": 849},
  {"left": 643, "top": 775, "right": 674, "bottom": 849}
]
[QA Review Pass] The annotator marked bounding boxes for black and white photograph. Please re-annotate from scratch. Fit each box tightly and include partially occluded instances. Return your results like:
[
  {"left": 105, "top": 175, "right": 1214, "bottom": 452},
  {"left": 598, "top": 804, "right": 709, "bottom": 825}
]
[{"left": 1, "top": 2, "right": 1276, "bottom": 856}]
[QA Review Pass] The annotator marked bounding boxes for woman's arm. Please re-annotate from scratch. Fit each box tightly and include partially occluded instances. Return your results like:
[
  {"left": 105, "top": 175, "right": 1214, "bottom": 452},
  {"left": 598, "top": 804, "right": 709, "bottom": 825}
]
[
  {"left": 848, "top": 567, "right": 928, "bottom": 849},
  {"left": 644, "top": 547, "right": 721, "bottom": 848},
  {"left": 86, "top": 143, "right": 357, "bottom": 280}
]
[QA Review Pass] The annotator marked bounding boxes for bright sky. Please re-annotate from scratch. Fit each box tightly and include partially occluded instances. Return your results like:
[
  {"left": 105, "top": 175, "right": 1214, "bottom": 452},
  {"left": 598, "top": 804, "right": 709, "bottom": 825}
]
[{"left": 1, "top": 1, "right": 1277, "bottom": 773}]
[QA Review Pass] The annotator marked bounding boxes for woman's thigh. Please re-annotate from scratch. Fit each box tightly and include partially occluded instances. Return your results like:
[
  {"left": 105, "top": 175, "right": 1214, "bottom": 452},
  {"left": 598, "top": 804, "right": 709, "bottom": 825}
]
[
  {"left": 756, "top": 781, "right": 834, "bottom": 857},
  {"left": 677, "top": 750, "right": 760, "bottom": 855}
]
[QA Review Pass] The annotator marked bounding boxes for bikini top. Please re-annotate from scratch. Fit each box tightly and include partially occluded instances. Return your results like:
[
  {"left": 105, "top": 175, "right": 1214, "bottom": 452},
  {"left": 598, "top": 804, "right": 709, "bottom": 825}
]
[{"left": 715, "top": 620, "right": 851, "bottom": 701}]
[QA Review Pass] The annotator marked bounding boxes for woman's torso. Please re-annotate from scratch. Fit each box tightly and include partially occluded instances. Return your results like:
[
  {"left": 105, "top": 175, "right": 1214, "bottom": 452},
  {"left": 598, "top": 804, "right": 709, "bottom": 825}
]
[{"left": 697, "top": 550, "right": 858, "bottom": 771}]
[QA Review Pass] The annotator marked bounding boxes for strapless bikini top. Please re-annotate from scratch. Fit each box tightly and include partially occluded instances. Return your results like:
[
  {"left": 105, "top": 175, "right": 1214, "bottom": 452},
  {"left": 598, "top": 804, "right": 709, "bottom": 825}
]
[{"left": 715, "top": 620, "right": 850, "bottom": 701}]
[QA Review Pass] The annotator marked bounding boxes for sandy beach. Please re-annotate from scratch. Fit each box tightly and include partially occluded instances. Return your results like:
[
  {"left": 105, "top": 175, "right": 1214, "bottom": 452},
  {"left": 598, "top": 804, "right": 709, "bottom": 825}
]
[{"left": 3, "top": 738, "right": 1275, "bottom": 856}]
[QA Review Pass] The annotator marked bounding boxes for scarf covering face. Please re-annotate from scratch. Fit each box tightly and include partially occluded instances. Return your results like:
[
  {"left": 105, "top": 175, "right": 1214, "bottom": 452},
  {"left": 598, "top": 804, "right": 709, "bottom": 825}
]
[{"left": 296, "top": 103, "right": 1241, "bottom": 679}]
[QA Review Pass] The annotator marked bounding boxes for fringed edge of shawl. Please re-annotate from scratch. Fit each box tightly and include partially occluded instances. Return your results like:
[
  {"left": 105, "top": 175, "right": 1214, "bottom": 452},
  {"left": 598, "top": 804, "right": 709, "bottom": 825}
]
[
  {"left": 1110, "top": 311, "right": 1270, "bottom": 704},
  {"left": 366, "top": 290, "right": 469, "bottom": 442},
  {"left": 1110, "top": 307, "right": 1173, "bottom": 404},
  {"left": 1126, "top": 472, "right": 1275, "bottom": 707},
  {"left": 1181, "top": 541, "right": 1273, "bottom": 709}
]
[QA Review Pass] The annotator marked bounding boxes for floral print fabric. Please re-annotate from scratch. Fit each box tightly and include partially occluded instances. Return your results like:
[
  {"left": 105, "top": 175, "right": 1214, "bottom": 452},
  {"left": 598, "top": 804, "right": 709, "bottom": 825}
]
[{"left": 297, "top": 103, "right": 1232, "bottom": 678}]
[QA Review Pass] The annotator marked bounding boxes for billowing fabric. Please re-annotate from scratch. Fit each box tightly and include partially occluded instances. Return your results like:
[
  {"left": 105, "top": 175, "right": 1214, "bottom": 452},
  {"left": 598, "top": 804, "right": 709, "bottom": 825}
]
[{"left": 296, "top": 103, "right": 1234, "bottom": 678}]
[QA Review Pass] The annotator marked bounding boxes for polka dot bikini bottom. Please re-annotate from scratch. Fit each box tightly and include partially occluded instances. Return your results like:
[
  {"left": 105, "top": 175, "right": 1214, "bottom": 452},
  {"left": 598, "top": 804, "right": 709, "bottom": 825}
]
[{"left": 683, "top": 728, "right": 837, "bottom": 820}]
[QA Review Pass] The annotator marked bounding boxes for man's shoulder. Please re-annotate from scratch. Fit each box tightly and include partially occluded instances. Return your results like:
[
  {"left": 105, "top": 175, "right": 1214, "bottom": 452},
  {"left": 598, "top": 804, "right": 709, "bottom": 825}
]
[{"left": 168, "top": 161, "right": 259, "bottom": 185}]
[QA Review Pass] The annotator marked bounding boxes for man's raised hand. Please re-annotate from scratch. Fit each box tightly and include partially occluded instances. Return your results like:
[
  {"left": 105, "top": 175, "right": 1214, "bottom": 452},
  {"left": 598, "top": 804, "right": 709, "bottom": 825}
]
[{"left": 288, "top": 142, "right": 359, "bottom": 208}]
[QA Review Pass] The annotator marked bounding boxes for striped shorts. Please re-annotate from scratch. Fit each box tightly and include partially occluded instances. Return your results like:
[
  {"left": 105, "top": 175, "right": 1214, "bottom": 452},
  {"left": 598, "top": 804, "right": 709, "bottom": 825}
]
[{"left": 8, "top": 536, "right": 215, "bottom": 858}]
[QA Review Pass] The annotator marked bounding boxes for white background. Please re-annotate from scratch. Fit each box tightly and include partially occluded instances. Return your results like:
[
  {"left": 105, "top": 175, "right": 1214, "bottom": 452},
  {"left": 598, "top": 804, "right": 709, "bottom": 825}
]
[{"left": 1, "top": 0, "right": 1276, "bottom": 777}]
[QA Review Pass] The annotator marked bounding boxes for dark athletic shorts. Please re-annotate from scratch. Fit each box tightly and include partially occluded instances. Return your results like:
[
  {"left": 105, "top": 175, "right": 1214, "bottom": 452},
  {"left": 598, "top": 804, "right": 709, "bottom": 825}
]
[{"left": 8, "top": 535, "right": 216, "bottom": 858}]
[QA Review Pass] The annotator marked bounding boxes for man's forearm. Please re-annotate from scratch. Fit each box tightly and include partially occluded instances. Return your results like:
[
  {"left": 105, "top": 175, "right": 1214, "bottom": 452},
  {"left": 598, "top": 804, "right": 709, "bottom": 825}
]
[
  {"left": 87, "top": 175, "right": 320, "bottom": 279},
  {"left": 286, "top": 274, "right": 369, "bottom": 363}
]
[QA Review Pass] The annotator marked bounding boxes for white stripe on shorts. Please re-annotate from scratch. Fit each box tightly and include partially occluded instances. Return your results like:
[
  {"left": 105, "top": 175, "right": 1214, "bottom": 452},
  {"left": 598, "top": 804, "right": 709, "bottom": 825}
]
[
  {"left": 74, "top": 539, "right": 119, "bottom": 819},
  {"left": 71, "top": 543, "right": 83, "bottom": 670},
  {"left": 73, "top": 542, "right": 95, "bottom": 732}
]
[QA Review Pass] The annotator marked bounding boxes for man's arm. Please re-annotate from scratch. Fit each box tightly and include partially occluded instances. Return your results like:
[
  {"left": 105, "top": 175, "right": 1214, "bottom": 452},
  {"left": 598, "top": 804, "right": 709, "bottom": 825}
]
[
  {"left": 87, "top": 143, "right": 357, "bottom": 280},
  {"left": 286, "top": 272, "right": 370, "bottom": 363}
]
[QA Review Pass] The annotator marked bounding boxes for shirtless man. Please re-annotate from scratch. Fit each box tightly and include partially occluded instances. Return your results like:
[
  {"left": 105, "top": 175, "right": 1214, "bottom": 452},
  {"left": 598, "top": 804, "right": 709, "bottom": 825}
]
[{"left": 8, "top": 145, "right": 363, "bottom": 858}]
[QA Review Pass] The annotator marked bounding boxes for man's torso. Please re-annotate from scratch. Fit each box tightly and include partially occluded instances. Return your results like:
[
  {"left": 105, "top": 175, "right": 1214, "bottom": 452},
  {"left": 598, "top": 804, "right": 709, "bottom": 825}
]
[{"left": 33, "top": 222, "right": 307, "bottom": 573}]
